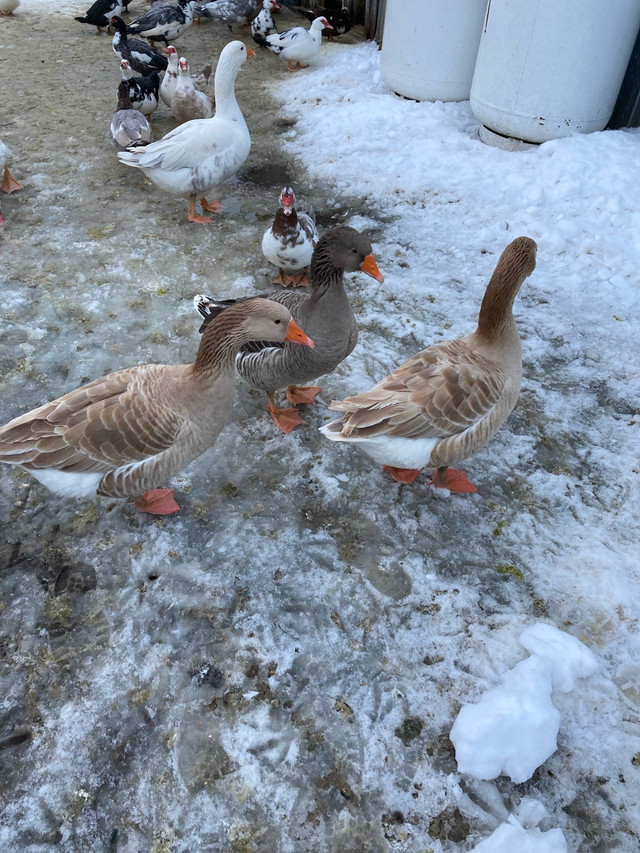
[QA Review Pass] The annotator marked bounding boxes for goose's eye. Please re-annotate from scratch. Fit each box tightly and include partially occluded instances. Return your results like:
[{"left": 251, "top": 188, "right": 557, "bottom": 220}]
[{"left": 274, "top": 319, "right": 281, "bottom": 325}]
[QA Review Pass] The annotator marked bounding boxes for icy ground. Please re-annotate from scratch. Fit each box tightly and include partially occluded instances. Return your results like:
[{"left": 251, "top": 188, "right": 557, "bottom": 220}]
[{"left": 0, "top": 3, "right": 639, "bottom": 852}]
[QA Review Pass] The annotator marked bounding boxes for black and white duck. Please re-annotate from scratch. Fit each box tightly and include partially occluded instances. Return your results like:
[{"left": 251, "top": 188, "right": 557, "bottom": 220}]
[
  {"left": 261, "top": 186, "right": 319, "bottom": 287},
  {"left": 119, "top": 59, "right": 160, "bottom": 119},
  {"left": 195, "top": 0, "right": 257, "bottom": 33},
  {"left": 75, "top": 0, "right": 125, "bottom": 33},
  {"left": 111, "top": 15, "right": 168, "bottom": 75},
  {"left": 126, "top": 0, "right": 198, "bottom": 46},
  {"left": 295, "top": 3, "right": 351, "bottom": 38},
  {"left": 251, "top": 0, "right": 279, "bottom": 44}
]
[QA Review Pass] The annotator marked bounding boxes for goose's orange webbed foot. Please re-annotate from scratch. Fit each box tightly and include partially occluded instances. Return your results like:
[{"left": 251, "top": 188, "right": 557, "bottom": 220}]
[
  {"left": 134, "top": 488, "right": 180, "bottom": 514},
  {"left": 286, "top": 386, "right": 321, "bottom": 406},
  {"left": 430, "top": 467, "right": 478, "bottom": 493},
  {"left": 383, "top": 466, "right": 422, "bottom": 484}
]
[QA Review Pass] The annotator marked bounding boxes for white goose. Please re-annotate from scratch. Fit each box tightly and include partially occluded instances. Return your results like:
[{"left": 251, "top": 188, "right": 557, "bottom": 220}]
[
  {"left": 0, "top": 299, "right": 313, "bottom": 515},
  {"left": 257, "top": 15, "right": 332, "bottom": 72},
  {"left": 117, "top": 40, "right": 253, "bottom": 223},
  {"left": 0, "top": 0, "right": 20, "bottom": 14},
  {"left": 0, "top": 140, "right": 22, "bottom": 228},
  {"left": 320, "top": 237, "right": 538, "bottom": 493}
]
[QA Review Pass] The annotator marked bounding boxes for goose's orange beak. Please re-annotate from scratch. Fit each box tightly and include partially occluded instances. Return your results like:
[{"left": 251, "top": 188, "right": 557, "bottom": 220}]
[
  {"left": 285, "top": 318, "right": 314, "bottom": 347},
  {"left": 247, "top": 48, "right": 256, "bottom": 58},
  {"left": 361, "top": 254, "right": 384, "bottom": 283}
]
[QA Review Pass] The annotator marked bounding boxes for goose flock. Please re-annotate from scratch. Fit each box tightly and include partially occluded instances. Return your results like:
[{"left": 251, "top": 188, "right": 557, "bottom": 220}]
[{"left": 0, "top": 1, "right": 539, "bottom": 516}]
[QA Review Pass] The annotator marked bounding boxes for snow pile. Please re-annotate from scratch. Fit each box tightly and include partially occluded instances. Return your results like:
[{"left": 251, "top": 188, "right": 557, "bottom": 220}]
[
  {"left": 450, "top": 624, "right": 598, "bottom": 783},
  {"left": 471, "top": 814, "right": 567, "bottom": 853}
]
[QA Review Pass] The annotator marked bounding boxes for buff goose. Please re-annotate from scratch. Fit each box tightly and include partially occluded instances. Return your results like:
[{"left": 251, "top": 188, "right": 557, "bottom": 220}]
[
  {"left": 117, "top": 40, "right": 253, "bottom": 224},
  {"left": 110, "top": 81, "right": 154, "bottom": 149},
  {"left": 75, "top": 0, "right": 124, "bottom": 33},
  {"left": 194, "top": 226, "right": 384, "bottom": 433},
  {"left": 159, "top": 45, "right": 211, "bottom": 107},
  {"left": 0, "top": 299, "right": 313, "bottom": 515},
  {"left": 320, "top": 237, "right": 538, "bottom": 493},
  {"left": 251, "top": 0, "right": 279, "bottom": 44},
  {"left": 126, "top": 0, "right": 197, "bottom": 45},
  {"left": 171, "top": 57, "right": 214, "bottom": 123},
  {"left": 0, "top": 140, "right": 22, "bottom": 228},
  {"left": 262, "top": 186, "right": 319, "bottom": 287},
  {"left": 256, "top": 16, "right": 333, "bottom": 72}
]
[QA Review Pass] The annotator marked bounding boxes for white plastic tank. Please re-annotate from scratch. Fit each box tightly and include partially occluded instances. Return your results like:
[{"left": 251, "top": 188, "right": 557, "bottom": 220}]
[
  {"left": 470, "top": 0, "right": 640, "bottom": 144},
  {"left": 380, "top": 0, "right": 489, "bottom": 102}
]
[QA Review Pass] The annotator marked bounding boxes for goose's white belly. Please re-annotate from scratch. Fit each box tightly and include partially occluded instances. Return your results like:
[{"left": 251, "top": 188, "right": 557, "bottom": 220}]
[
  {"left": 27, "top": 468, "right": 105, "bottom": 498},
  {"left": 319, "top": 428, "right": 439, "bottom": 470}
]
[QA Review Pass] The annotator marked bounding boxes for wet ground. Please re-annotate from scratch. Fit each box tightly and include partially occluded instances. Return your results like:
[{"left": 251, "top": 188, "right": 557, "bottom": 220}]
[{"left": 1, "top": 4, "right": 639, "bottom": 853}]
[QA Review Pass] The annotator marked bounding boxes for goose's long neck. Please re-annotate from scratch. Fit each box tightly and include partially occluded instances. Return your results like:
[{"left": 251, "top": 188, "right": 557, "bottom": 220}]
[
  {"left": 191, "top": 314, "right": 243, "bottom": 379},
  {"left": 214, "top": 61, "right": 241, "bottom": 118},
  {"left": 476, "top": 262, "right": 526, "bottom": 341},
  {"left": 309, "top": 246, "right": 343, "bottom": 299}
]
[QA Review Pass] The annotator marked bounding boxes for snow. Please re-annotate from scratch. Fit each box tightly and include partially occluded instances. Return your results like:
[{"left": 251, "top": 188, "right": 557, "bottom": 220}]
[
  {"left": 449, "top": 625, "right": 597, "bottom": 784},
  {"left": 471, "top": 815, "right": 567, "bottom": 853},
  {"left": 1, "top": 5, "right": 640, "bottom": 853}
]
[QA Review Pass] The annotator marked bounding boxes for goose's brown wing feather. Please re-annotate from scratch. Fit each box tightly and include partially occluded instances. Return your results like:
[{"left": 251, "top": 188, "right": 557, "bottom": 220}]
[
  {"left": 0, "top": 367, "right": 185, "bottom": 473},
  {"left": 330, "top": 342, "right": 508, "bottom": 440}
]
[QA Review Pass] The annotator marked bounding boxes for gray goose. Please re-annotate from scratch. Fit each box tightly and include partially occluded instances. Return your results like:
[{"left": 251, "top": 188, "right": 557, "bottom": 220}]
[
  {"left": 0, "top": 300, "right": 313, "bottom": 515},
  {"left": 195, "top": 225, "right": 384, "bottom": 433},
  {"left": 320, "top": 237, "right": 538, "bottom": 493}
]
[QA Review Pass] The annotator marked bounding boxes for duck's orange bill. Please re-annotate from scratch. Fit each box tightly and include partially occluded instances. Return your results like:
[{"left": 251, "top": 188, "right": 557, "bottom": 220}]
[
  {"left": 285, "top": 319, "right": 315, "bottom": 348},
  {"left": 361, "top": 254, "right": 384, "bottom": 283},
  {"left": 247, "top": 48, "right": 256, "bottom": 58}
]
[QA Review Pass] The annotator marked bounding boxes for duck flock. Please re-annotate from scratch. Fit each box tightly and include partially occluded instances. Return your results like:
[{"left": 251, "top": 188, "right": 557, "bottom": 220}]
[{"left": 0, "top": 0, "right": 538, "bottom": 517}]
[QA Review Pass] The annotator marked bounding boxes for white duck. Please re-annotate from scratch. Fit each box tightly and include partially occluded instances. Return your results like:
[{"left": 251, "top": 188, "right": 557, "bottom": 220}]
[
  {"left": 117, "top": 40, "right": 253, "bottom": 224},
  {"left": 320, "top": 237, "right": 538, "bottom": 493},
  {"left": 257, "top": 15, "right": 332, "bottom": 72},
  {"left": 0, "top": 140, "right": 22, "bottom": 228},
  {"left": 251, "top": 0, "right": 279, "bottom": 45},
  {"left": 159, "top": 45, "right": 211, "bottom": 107},
  {"left": 261, "top": 186, "right": 319, "bottom": 287},
  {"left": 0, "top": 299, "right": 313, "bottom": 515},
  {"left": 171, "top": 57, "right": 214, "bottom": 123}
]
